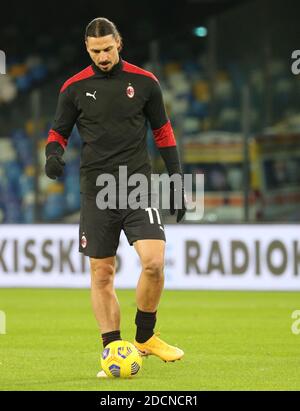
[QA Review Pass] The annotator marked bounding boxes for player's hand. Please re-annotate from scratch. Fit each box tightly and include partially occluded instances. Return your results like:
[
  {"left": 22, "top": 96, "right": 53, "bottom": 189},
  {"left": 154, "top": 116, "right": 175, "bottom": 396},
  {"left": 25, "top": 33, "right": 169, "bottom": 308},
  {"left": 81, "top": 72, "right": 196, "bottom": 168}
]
[
  {"left": 45, "top": 155, "right": 65, "bottom": 179},
  {"left": 170, "top": 177, "right": 187, "bottom": 223}
]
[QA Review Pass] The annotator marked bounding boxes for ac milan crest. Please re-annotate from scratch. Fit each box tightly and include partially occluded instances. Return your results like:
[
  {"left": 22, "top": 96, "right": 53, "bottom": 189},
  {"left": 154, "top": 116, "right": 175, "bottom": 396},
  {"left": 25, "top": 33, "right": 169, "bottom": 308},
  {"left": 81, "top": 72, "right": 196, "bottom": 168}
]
[
  {"left": 126, "top": 84, "right": 135, "bottom": 98},
  {"left": 81, "top": 234, "right": 87, "bottom": 249}
]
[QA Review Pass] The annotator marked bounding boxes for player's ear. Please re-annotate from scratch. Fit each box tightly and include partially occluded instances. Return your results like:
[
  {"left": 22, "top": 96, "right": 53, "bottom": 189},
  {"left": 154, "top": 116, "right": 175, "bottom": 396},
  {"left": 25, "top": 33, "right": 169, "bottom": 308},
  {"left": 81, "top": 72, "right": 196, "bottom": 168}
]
[{"left": 116, "top": 36, "right": 122, "bottom": 52}]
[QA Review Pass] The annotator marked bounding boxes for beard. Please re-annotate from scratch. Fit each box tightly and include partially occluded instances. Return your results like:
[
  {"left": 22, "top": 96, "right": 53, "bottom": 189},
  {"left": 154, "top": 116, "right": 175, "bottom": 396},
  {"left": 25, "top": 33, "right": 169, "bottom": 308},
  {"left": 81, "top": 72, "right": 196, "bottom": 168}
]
[{"left": 99, "top": 61, "right": 111, "bottom": 71}]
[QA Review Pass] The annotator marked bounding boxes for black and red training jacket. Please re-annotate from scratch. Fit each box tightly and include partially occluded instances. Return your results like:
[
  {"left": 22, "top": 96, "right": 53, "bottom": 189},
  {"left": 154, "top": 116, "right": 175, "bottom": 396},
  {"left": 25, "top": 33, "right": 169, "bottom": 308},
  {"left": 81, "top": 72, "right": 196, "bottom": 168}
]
[{"left": 47, "top": 58, "right": 179, "bottom": 193}]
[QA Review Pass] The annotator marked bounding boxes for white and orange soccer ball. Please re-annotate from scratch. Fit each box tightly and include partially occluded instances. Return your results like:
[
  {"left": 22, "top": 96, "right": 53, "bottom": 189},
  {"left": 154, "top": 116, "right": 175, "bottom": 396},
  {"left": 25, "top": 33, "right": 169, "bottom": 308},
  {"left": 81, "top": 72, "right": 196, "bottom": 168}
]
[{"left": 100, "top": 340, "right": 142, "bottom": 378}]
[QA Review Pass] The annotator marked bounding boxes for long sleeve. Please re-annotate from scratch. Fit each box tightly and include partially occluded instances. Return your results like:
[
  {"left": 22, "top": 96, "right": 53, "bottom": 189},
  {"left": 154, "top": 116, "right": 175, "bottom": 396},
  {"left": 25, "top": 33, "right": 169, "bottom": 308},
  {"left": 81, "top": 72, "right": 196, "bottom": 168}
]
[
  {"left": 46, "top": 85, "right": 79, "bottom": 154},
  {"left": 144, "top": 79, "right": 182, "bottom": 175}
]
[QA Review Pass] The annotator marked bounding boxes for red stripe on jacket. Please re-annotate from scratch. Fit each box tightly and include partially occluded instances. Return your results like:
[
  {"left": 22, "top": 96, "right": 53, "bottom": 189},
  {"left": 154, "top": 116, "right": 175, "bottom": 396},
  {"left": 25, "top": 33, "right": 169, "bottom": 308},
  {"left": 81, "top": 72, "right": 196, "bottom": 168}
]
[
  {"left": 47, "top": 129, "right": 68, "bottom": 149},
  {"left": 60, "top": 65, "right": 95, "bottom": 93},
  {"left": 153, "top": 121, "right": 176, "bottom": 148},
  {"left": 122, "top": 61, "right": 158, "bottom": 82}
]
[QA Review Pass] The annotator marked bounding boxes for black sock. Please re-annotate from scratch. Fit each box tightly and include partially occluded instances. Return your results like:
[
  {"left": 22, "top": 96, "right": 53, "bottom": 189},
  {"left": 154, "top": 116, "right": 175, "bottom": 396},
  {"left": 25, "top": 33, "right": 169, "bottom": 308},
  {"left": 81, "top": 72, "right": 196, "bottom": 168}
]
[
  {"left": 135, "top": 309, "right": 157, "bottom": 343},
  {"left": 101, "top": 330, "right": 121, "bottom": 348}
]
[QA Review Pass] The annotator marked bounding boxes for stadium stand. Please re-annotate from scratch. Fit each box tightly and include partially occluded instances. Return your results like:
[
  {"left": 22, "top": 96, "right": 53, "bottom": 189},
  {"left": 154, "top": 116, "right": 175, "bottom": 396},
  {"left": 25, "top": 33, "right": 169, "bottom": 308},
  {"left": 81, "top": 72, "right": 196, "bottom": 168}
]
[{"left": 1, "top": 15, "right": 300, "bottom": 223}]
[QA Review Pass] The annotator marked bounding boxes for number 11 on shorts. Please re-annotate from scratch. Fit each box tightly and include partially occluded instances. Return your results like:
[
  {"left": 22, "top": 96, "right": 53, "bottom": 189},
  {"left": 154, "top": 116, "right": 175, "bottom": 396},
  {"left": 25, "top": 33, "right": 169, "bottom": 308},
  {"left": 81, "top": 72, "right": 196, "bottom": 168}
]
[{"left": 145, "top": 208, "right": 161, "bottom": 225}]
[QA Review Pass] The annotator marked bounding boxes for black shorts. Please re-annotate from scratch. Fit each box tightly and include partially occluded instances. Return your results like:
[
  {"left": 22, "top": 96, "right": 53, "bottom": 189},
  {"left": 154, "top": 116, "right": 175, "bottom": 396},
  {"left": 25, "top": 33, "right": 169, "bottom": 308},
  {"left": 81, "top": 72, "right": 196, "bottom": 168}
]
[{"left": 79, "top": 193, "right": 166, "bottom": 258}]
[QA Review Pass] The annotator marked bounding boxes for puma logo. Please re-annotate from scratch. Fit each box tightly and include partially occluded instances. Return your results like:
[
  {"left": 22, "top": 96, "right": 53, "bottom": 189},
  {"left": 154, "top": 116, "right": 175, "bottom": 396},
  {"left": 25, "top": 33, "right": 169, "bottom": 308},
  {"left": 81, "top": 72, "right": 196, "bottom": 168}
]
[{"left": 86, "top": 91, "right": 97, "bottom": 100}]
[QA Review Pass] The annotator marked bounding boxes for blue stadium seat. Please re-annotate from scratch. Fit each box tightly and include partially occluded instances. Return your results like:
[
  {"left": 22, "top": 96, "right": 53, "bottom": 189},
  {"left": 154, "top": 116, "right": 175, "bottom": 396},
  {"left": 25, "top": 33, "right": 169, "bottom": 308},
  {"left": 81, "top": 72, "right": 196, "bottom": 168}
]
[
  {"left": 43, "top": 193, "right": 65, "bottom": 220},
  {"left": 15, "top": 74, "right": 32, "bottom": 91},
  {"left": 29, "top": 64, "right": 47, "bottom": 82}
]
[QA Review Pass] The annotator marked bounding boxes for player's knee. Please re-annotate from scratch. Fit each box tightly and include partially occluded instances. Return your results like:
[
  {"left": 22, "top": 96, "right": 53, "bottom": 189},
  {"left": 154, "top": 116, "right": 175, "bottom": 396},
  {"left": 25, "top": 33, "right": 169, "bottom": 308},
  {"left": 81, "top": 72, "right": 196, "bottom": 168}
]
[
  {"left": 143, "top": 257, "right": 164, "bottom": 280},
  {"left": 90, "top": 261, "right": 115, "bottom": 289}
]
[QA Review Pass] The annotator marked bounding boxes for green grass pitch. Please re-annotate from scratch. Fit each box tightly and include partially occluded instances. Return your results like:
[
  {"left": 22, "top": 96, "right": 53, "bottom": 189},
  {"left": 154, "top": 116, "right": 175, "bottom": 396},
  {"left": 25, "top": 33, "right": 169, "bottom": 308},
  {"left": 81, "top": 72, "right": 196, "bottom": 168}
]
[{"left": 0, "top": 289, "right": 300, "bottom": 391}]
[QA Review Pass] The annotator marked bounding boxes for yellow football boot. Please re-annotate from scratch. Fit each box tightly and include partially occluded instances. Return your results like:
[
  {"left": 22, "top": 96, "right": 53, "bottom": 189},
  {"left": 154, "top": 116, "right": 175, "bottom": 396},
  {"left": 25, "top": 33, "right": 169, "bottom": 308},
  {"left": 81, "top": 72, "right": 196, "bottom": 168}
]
[{"left": 134, "top": 333, "right": 184, "bottom": 362}]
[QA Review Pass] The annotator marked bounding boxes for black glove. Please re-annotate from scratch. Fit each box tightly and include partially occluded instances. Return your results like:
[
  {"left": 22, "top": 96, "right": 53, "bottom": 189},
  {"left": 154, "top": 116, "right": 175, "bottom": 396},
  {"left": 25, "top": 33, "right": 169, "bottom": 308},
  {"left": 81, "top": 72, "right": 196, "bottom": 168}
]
[
  {"left": 170, "top": 176, "right": 187, "bottom": 222},
  {"left": 45, "top": 155, "right": 65, "bottom": 179},
  {"left": 45, "top": 141, "right": 65, "bottom": 180}
]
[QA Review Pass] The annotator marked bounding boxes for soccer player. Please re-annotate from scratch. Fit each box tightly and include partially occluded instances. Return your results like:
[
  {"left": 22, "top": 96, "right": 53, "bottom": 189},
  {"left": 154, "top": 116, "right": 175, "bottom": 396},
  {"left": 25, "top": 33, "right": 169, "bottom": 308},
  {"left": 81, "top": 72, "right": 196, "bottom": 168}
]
[{"left": 45, "top": 17, "right": 186, "bottom": 374}]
